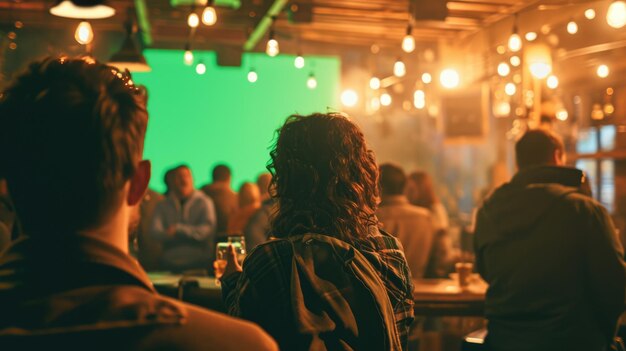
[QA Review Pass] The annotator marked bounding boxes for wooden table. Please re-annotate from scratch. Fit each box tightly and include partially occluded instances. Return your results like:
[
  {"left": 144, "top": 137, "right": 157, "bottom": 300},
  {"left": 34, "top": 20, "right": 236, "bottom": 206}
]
[
  {"left": 148, "top": 273, "right": 488, "bottom": 317},
  {"left": 413, "top": 279, "right": 487, "bottom": 317}
]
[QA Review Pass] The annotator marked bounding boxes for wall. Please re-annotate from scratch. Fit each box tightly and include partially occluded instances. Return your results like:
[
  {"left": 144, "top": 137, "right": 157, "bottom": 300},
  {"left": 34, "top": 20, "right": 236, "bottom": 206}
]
[{"left": 132, "top": 50, "right": 340, "bottom": 192}]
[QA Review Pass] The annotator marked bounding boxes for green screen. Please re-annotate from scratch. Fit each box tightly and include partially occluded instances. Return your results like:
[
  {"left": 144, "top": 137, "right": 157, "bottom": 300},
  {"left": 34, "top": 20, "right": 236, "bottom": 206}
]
[{"left": 133, "top": 50, "right": 340, "bottom": 193}]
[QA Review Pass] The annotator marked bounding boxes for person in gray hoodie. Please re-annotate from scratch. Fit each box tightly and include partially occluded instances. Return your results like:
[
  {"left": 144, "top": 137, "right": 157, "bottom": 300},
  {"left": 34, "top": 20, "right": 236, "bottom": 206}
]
[
  {"left": 474, "top": 128, "right": 626, "bottom": 351},
  {"left": 150, "top": 165, "right": 217, "bottom": 272}
]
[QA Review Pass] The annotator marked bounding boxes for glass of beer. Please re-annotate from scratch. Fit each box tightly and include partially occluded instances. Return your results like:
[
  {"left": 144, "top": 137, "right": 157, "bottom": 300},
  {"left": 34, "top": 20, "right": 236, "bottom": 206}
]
[
  {"left": 214, "top": 242, "right": 230, "bottom": 284},
  {"left": 228, "top": 235, "right": 247, "bottom": 265}
]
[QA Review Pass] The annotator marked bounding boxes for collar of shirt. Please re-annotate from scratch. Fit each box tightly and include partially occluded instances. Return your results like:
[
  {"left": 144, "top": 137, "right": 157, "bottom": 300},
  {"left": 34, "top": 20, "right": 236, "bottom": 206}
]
[{"left": 0, "top": 234, "right": 155, "bottom": 296}]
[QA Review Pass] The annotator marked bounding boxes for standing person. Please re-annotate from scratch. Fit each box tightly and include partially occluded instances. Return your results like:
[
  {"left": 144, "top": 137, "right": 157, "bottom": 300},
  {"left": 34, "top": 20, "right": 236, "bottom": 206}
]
[
  {"left": 227, "top": 182, "right": 261, "bottom": 234},
  {"left": 221, "top": 113, "right": 414, "bottom": 350},
  {"left": 406, "top": 171, "right": 456, "bottom": 277},
  {"left": 406, "top": 171, "right": 449, "bottom": 231},
  {"left": 256, "top": 172, "right": 272, "bottom": 202},
  {"left": 474, "top": 129, "right": 626, "bottom": 351},
  {"left": 150, "top": 165, "right": 216, "bottom": 272},
  {"left": 0, "top": 57, "right": 277, "bottom": 350},
  {"left": 377, "top": 163, "right": 435, "bottom": 279},
  {"left": 202, "top": 164, "right": 238, "bottom": 237}
]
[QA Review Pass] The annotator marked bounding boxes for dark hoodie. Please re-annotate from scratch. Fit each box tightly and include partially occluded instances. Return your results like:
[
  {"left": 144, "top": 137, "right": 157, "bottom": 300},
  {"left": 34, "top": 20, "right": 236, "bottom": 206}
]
[{"left": 475, "top": 166, "right": 626, "bottom": 351}]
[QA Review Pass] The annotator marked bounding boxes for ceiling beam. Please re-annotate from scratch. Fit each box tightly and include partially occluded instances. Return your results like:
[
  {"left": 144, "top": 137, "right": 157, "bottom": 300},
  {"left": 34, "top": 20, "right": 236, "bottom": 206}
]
[{"left": 243, "top": 0, "right": 288, "bottom": 51}]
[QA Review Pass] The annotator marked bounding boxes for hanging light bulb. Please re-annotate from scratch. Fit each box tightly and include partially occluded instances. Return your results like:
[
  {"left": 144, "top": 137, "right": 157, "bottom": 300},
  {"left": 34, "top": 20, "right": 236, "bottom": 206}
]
[
  {"left": 497, "top": 62, "right": 510, "bottom": 77},
  {"left": 585, "top": 8, "right": 596, "bottom": 20},
  {"left": 184, "top": 50, "right": 193, "bottom": 66},
  {"left": 380, "top": 93, "right": 392, "bottom": 106},
  {"left": 266, "top": 29, "right": 279, "bottom": 57},
  {"left": 510, "top": 56, "right": 521, "bottom": 67},
  {"left": 341, "top": 89, "right": 359, "bottom": 107},
  {"left": 414, "top": 89, "right": 425, "bottom": 109},
  {"left": 421, "top": 72, "right": 432, "bottom": 84},
  {"left": 188, "top": 12, "right": 199, "bottom": 28},
  {"left": 529, "top": 63, "right": 551, "bottom": 79},
  {"left": 402, "top": 24, "right": 415, "bottom": 53},
  {"left": 508, "top": 16, "right": 522, "bottom": 52},
  {"left": 294, "top": 54, "right": 305, "bottom": 69},
  {"left": 505, "top": 83, "right": 516, "bottom": 96},
  {"left": 556, "top": 108, "right": 569, "bottom": 121},
  {"left": 369, "top": 77, "right": 381, "bottom": 90},
  {"left": 183, "top": 43, "right": 193, "bottom": 66},
  {"left": 597, "top": 64, "right": 609, "bottom": 78},
  {"left": 75, "top": 21, "right": 94, "bottom": 45},
  {"left": 307, "top": 73, "right": 317, "bottom": 89},
  {"left": 567, "top": 20, "right": 578, "bottom": 34},
  {"left": 393, "top": 58, "right": 406, "bottom": 77},
  {"left": 440, "top": 68, "right": 460, "bottom": 89},
  {"left": 546, "top": 75, "right": 559, "bottom": 89},
  {"left": 508, "top": 32, "right": 522, "bottom": 52},
  {"left": 527, "top": 44, "right": 552, "bottom": 79},
  {"left": 195, "top": 61, "right": 206, "bottom": 75},
  {"left": 266, "top": 39, "right": 279, "bottom": 57},
  {"left": 50, "top": 1, "right": 115, "bottom": 19},
  {"left": 525, "top": 32, "right": 537, "bottom": 41},
  {"left": 247, "top": 69, "right": 258, "bottom": 83},
  {"left": 202, "top": 3, "right": 217, "bottom": 26},
  {"left": 607, "top": 1, "right": 626, "bottom": 28}
]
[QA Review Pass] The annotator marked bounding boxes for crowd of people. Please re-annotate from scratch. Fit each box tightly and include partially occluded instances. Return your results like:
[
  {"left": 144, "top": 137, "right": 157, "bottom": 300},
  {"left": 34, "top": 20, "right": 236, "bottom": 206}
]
[{"left": 0, "top": 56, "right": 624, "bottom": 351}]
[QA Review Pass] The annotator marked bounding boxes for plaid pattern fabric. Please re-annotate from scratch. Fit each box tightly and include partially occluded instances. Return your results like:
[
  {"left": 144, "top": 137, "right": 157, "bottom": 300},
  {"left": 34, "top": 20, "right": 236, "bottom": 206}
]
[{"left": 221, "top": 227, "right": 414, "bottom": 349}]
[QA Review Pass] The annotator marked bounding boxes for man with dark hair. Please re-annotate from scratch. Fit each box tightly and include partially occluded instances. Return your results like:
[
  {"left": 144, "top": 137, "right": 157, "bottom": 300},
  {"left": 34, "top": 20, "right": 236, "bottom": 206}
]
[
  {"left": 202, "top": 164, "right": 238, "bottom": 236},
  {"left": 0, "top": 57, "right": 276, "bottom": 350},
  {"left": 377, "top": 163, "right": 435, "bottom": 278},
  {"left": 515, "top": 127, "right": 565, "bottom": 170},
  {"left": 150, "top": 164, "right": 216, "bottom": 272},
  {"left": 474, "top": 128, "right": 626, "bottom": 351}
]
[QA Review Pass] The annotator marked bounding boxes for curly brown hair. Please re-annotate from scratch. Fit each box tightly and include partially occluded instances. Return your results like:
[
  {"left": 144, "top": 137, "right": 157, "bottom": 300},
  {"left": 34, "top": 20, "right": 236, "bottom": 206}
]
[{"left": 267, "top": 113, "right": 379, "bottom": 242}]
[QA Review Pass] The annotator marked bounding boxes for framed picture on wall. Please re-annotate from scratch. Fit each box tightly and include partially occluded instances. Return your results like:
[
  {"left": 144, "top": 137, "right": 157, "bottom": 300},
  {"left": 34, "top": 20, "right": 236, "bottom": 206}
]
[{"left": 440, "top": 83, "right": 489, "bottom": 143}]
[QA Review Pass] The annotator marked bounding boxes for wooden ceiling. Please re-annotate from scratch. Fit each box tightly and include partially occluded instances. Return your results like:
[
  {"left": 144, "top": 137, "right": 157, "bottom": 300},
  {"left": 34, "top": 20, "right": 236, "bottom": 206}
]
[{"left": 0, "top": 0, "right": 545, "bottom": 54}]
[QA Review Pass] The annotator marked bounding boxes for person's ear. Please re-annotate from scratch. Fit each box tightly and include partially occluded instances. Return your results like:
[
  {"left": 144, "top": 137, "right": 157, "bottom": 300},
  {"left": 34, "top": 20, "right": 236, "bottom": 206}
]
[
  {"left": 553, "top": 149, "right": 566, "bottom": 166},
  {"left": 128, "top": 160, "right": 151, "bottom": 206}
]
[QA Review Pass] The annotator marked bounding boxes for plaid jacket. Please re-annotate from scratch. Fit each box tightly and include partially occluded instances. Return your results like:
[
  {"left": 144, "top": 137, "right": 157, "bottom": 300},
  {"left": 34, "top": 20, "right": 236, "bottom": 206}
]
[{"left": 222, "top": 227, "right": 414, "bottom": 350}]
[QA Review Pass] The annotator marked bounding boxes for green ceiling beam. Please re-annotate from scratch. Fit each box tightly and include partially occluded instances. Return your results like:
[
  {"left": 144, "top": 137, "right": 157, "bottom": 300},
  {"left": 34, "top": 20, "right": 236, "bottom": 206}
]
[
  {"left": 243, "top": 0, "right": 287, "bottom": 52},
  {"left": 170, "top": 0, "right": 241, "bottom": 9},
  {"left": 134, "top": 0, "right": 152, "bottom": 46}
]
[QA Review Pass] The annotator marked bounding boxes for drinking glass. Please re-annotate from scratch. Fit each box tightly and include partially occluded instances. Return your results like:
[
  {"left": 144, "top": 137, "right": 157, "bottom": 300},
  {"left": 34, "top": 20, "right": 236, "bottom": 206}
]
[
  {"left": 214, "top": 242, "right": 230, "bottom": 284},
  {"left": 227, "top": 235, "right": 247, "bottom": 265}
]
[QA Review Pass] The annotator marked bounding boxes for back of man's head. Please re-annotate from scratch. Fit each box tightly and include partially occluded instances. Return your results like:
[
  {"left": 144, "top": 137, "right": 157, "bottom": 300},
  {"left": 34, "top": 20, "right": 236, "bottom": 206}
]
[
  {"left": 0, "top": 57, "right": 148, "bottom": 235},
  {"left": 515, "top": 129, "right": 565, "bottom": 170},
  {"left": 212, "top": 164, "right": 231, "bottom": 182},
  {"left": 379, "top": 163, "right": 406, "bottom": 196}
]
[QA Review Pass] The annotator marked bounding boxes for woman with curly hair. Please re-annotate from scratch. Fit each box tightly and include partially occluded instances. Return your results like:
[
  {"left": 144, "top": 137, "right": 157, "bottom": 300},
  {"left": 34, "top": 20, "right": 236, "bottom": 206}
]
[{"left": 221, "top": 113, "right": 414, "bottom": 350}]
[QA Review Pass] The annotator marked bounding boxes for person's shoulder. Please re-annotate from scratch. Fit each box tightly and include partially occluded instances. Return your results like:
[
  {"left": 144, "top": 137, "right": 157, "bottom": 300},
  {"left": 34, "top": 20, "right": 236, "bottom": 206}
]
[
  {"left": 560, "top": 189, "right": 610, "bottom": 218},
  {"left": 405, "top": 204, "right": 433, "bottom": 218},
  {"left": 140, "top": 299, "right": 278, "bottom": 351},
  {"left": 191, "top": 190, "right": 214, "bottom": 205}
]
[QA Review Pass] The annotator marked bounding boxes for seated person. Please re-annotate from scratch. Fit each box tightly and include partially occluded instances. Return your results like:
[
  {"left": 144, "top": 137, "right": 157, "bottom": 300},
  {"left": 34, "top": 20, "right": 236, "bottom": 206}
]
[
  {"left": 256, "top": 172, "right": 272, "bottom": 202},
  {"left": 0, "top": 57, "right": 276, "bottom": 350},
  {"left": 221, "top": 113, "right": 414, "bottom": 350},
  {"left": 150, "top": 165, "right": 216, "bottom": 272},
  {"left": 227, "top": 182, "right": 261, "bottom": 234},
  {"left": 376, "top": 163, "right": 435, "bottom": 279}
]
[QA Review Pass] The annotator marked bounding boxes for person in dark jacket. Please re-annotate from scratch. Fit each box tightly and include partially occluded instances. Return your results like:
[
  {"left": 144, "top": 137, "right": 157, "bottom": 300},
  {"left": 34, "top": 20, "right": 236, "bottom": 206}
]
[
  {"left": 0, "top": 57, "right": 277, "bottom": 351},
  {"left": 474, "top": 128, "right": 626, "bottom": 351}
]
